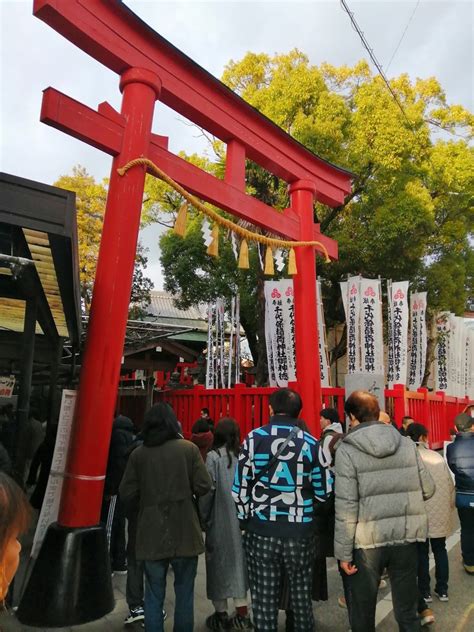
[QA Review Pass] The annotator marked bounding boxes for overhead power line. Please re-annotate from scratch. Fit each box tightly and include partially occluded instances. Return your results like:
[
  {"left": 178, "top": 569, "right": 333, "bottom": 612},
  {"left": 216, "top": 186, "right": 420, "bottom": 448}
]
[
  {"left": 339, "top": 0, "right": 413, "bottom": 130},
  {"left": 386, "top": 0, "right": 421, "bottom": 72}
]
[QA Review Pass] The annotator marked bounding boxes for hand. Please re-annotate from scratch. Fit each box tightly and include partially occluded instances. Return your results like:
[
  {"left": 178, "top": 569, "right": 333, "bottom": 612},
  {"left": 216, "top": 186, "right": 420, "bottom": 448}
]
[{"left": 340, "top": 560, "right": 358, "bottom": 575}]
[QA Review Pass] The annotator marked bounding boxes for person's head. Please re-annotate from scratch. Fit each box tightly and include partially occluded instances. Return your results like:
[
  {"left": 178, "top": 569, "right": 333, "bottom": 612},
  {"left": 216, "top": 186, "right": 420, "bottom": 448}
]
[
  {"left": 200, "top": 408, "right": 210, "bottom": 419},
  {"left": 344, "top": 391, "right": 380, "bottom": 427},
  {"left": 406, "top": 423, "right": 429, "bottom": 444},
  {"left": 319, "top": 408, "right": 340, "bottom": 431},
  {"left": 192, "top": 419, "right": 210, "bottom": 434},
  {"left": 0, "top": 473, "right": 31, "bottom": 601},
  {"left": 402, "top": 416, "right": 415, "bottom": 430},
  {"left": 213, "top": 417, "right": 241, "bottom": 467},
  {"left": 379, "top": 411, "right": 391, "bottom": 425},
  {"left": 142, "top": 403, "right": 181, "bottom": 447},
  {"left": 454, "top": 413, "right": 473, "bottom": 433},
  {"left": 269, "top": 388, "right": 302, "bottom": 418}
]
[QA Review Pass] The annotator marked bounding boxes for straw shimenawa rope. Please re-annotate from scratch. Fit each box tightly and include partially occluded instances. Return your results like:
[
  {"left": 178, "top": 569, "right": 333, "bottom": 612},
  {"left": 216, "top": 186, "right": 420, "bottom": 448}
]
[{"left": 117, "top": 157, "right": 331, "bottom": 272}]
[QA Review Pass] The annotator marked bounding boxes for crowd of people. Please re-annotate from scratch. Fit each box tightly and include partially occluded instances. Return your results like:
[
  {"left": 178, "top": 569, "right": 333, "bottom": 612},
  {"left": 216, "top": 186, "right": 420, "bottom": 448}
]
[{"left": 0, "top": 391, "right": 473, "bottom": 632}]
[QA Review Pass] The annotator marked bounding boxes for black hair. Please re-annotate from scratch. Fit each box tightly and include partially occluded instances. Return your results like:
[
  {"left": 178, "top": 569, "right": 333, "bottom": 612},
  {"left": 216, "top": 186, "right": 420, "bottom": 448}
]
[
  {"left": 192, "top": 419, "right": 210, "bottom": 434},
  {"left": 269, "top": 388, "right": 302, "bottom": 418},
  {"left": 201, "top": 407, "right": 210, "bottom": 416},
  {"left": 320, "top": 407, "right": 340, "bottom": 425},
  {"left": 212, "top": 417, "right": 240, "bottom": 468},
  {"left": 142, "top": 403, "right": 181, "bottom": 447},
  {"left": 344, "top": 391, "right": 380, "bottom": 424},
  {"left": 406, "top": 423, "right": 428, "bottom": 443}
]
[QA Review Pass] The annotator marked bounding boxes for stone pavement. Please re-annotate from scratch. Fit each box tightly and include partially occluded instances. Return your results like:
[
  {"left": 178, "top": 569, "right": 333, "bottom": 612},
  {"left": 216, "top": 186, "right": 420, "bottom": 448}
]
[{"left": 1, "top": 530, "right": 472, "bottom": 632}]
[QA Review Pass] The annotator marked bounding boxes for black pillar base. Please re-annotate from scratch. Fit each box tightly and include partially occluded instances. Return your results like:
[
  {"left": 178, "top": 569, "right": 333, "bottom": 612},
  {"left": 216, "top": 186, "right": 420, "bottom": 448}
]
[{"left": 17, "top": 523, "right": 115, "bottom": 627}]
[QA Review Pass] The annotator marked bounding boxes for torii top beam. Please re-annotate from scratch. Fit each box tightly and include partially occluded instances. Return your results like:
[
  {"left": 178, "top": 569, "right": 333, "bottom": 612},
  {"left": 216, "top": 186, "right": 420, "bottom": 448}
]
[{"left": 34, "top": 0, "right": 352, "bottom": 208}]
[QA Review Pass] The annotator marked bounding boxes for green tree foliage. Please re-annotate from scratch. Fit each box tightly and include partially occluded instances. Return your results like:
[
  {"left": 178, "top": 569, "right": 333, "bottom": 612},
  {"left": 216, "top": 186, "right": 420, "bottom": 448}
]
[
  {"left": 146, "top": 52, "right": 473, "bottom": 382},
  {"left": 54, "top": 166, "right": 153, "bottom": 316}
]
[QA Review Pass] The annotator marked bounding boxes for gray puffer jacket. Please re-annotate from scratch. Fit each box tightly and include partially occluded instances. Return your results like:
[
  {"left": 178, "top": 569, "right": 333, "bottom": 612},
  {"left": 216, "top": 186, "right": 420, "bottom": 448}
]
[{"left": 334, "top": 421, "right": 435, "bottom": 562}]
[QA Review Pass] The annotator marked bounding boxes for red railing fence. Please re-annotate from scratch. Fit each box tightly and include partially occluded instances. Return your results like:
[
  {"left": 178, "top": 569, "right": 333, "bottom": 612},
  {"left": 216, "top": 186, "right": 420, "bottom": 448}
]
[{"left": 155, "top": 384, "right": 473, "bottom": 448}]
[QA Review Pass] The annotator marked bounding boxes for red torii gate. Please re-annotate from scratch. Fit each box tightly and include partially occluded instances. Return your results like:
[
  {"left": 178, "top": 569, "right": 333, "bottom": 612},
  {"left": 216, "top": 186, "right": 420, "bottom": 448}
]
[{"left": 20, "top": 0, "right": 351, "bottom": 625}]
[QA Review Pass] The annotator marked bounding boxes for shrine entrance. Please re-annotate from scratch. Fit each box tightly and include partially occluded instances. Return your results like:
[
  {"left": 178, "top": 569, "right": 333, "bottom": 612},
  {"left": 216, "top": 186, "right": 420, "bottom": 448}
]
[{"left": 18, "top": 0, "right": 352, "bottom": 625}]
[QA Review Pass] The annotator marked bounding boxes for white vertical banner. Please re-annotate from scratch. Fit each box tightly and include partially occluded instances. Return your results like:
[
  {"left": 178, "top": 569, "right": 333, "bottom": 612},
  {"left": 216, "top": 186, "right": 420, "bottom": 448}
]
[
  {"left": 345, "top": 277, "right": 362, "bottom": 374},
  {"left": 340, "top": 281, "right": 348, "bottom": 319},
  {"left": 388, "top": 281, "right": 410, "bottom": 387},
  {"left": 317, "top": 281, "right": 330, "bottom": 387},
  {"left": 31, "top": 390, "right": 76, "bottom": 558},
  {"left": 264, "top": 280, "right": 296, "bottom": 387},
  {"left": 265, "top": 298, "right": 277, "bottom": 387},
  {"left": 206, "top": 303, "right": 215, "bottom": 389},
  {"left": 228, "top": 297, "right": 235, "bottom": 389},
  {"left": 408, "top": 292, "right": 428, "bottom": 390},
  {"left": 435, "top": 313, "right": 450, "bottom": 393},
  {"left": 234, "top": 294, "right": 241, "bottom": 385},
  {"left": 217, "top": 299, "right": 226, "bottom": 388},
  {"left": 466, "top": 328, "right": 474, "bottom": 399},
  {"left": 359, "top": 278, "right": 384, "bottom": 374},
  {"left": 448, "top": 314, "right": 458, "bottom": 396}
]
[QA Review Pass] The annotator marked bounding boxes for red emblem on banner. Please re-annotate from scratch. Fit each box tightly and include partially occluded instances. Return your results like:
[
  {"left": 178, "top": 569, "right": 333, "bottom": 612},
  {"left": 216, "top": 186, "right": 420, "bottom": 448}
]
[
  {"left": 413, "top": 301, "right": 419, "bottom": 310},
  {"left": 364, "top": 287, "right": 376, "bottom": 297},
  {"left": 271, "top": 288, "right": 281, "bottom": 299},
  {"left": 285, "top": 286, "right": 293, "bottom": 297},
  {"left": 350, "top": 284, "right": 358, "bottom": 295},
  {"left": 394, "top": 289, "right": 405, "bottom": 300}
]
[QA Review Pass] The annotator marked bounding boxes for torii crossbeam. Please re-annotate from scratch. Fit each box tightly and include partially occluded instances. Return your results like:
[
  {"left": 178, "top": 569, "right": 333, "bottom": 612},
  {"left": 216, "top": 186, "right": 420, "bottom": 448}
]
[{"left": 19, "top": 0, "right": 351, "bottom": 625}]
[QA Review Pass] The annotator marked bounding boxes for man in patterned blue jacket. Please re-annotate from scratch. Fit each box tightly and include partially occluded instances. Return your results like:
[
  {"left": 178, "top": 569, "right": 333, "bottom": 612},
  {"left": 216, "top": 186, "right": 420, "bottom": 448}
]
[{"left": 232, "top": 388, "right": 328, "bottom": 632}]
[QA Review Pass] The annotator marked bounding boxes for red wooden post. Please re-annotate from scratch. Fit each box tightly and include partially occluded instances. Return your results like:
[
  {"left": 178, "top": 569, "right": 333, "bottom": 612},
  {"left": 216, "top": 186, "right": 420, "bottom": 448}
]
[
  {"left": 417, "top": 387, "right": 430, "bottom": 427},
  {"left": 233, "top": 383, "right": 246, "bottom": 427},
  {"left": 58, "top": 68, "right": 162, "bottom": 528},
  {"left": 290, "top": 180, "right": 321, "bottom": 434},
  {"left": 392, "top": 383, "right": 407, "bottom": 428}
]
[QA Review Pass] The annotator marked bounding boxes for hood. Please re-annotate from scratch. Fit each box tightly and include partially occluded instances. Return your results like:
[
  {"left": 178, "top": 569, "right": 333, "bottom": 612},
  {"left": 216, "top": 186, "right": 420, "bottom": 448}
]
[
  {"left": 191, "top": 431, "right": 214, "bottom": 448},
  {"left": 323, "top": 422, "right": 343, "bottom": 435},
  {"left": 343, "top": 421, "right": 401, "bottom": 458},
  {"left": 113, "top": 415, "right": 134, "bottom": 432}
]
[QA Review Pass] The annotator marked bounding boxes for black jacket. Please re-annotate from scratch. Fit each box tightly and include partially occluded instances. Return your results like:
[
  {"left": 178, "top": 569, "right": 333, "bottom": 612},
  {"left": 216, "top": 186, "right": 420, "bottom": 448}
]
[
  {"left": 447, "top": 432, "right": 474, "bottom": 495},
  {"left": 104, "top": 416, "right": 135, "bottom": 496}
]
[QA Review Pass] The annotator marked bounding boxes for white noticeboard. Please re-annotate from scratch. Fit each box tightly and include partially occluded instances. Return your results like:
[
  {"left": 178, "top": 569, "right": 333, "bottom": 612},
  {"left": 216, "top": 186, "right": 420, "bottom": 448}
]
[{"left": 31, "top": 389, "right": 76, "bottom": 559}]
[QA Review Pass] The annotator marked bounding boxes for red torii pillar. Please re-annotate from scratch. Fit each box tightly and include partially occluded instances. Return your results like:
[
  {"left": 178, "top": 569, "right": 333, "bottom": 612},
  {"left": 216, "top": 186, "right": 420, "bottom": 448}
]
[{"left": 18, "top": 1, "right": 351, "bottom": 626}]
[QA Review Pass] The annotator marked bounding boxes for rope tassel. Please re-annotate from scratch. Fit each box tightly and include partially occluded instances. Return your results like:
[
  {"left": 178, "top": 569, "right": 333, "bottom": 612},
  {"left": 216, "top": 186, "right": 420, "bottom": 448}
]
[
  {"left": 207, "top": 224, "right": 219, "bottom": 257},
  {"left": 174, "top": 202, "right": 188, "bottom": 236},
  {"left": 288, "top": 248, "right": 297, "bottom": 275},
  {"left": 264, "top": 246, "right": 274, "bottom": 276},
  {"left": 238, "top": 239, "right": 249, "bottom": 269}
]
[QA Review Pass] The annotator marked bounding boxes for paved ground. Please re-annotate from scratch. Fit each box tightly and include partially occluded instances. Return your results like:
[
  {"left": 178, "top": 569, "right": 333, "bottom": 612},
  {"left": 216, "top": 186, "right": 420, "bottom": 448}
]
[{"left": 1, "top": 530, "right": 473, "bottom": 631}]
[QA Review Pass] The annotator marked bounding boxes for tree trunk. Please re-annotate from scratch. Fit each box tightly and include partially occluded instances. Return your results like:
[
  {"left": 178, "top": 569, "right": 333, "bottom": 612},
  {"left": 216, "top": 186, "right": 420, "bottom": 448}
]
[
  {"left": 422, "top": 314, "right": 438, "bottom": 387},
  {"left": 255, "top": 271, "right": 269, "bottom": 386}
]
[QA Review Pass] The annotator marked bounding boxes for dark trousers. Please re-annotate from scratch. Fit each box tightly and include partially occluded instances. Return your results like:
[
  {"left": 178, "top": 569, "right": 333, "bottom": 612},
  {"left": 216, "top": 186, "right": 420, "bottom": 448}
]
[
  {"left": 126, "top": 514, "right": 144, "bottom": 609},
  {"left": 350, "top": 544, "right": 421, "bottom": 632},
  {"left": 417, "top": 538, "right": 449, "bottom": 596},
  {"left": 244, "top": 531, "right": 315, "bottom": 632},
  {"left": 101, "top": 495, "right": 127, "bottom": 570},
  {"left": 338, "top": 561, "right": 353, "bottom": 627},
  {"left": 458, "top": 507, "right": 474, "bottom": 566},
  {"left": 144, "top": 557, "right": 198, "bottom": 632}
]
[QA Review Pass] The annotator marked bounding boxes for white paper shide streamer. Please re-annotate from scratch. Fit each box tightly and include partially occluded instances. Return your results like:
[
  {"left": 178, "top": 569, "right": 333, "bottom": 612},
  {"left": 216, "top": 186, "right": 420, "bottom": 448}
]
[{"left": 264, "top": 280, "right": 296, "bottom": 387}]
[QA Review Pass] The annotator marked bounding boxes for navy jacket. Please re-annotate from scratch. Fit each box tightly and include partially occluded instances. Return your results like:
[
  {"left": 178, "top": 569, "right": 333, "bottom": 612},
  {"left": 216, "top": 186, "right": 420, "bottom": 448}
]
[
  {"left": 232, "top": 415, "right": 328, "bottom": 538},
  {"left": 104, "top": 415, "right": 135, "bottom": 496},
  {"left": 447, "top": 432, "right": 474, "bottom": 506}
]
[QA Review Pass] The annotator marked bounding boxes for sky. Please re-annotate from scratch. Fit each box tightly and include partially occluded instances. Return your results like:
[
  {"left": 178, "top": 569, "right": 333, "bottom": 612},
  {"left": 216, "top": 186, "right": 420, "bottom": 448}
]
[{"left": 1, "top": 0, "right": 472, "bottom": 288}]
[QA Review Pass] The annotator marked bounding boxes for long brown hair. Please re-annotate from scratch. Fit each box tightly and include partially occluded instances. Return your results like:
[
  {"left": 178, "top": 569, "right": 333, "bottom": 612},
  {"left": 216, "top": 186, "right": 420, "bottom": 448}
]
[
  {"left": 212, "top": 417, "right": 240, "bottom": 468},
  {"left": 0, "top": 473, "right": 31, "bottom": 562}
]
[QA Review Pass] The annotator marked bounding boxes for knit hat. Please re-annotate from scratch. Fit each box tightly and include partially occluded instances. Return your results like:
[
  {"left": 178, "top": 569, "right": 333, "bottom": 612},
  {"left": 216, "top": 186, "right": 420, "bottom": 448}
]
[
  {"left": 454, "top": 413, "right": 473, "bottom": 432},
  {"left": 320, "top": 407, "right": 341, "bottom": 425}
]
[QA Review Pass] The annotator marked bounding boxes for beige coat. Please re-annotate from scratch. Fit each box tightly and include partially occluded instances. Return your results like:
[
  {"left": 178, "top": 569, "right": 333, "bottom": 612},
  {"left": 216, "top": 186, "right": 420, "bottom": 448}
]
[{"left": 418, "top": 442, "right": 455, "bottom": 539}]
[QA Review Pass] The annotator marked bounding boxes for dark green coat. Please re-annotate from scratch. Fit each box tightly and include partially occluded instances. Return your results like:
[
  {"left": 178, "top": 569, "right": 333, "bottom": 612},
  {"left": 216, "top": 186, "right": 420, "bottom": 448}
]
[{"left": 119, "top": 438, "right": 212, "bottom": 560}]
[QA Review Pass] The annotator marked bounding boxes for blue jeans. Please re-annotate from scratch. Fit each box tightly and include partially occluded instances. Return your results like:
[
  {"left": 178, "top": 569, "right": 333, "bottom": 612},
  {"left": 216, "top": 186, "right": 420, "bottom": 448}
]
[
  {"left": 458, "top": 507, "right": 474, "bottom": 566},
  {"left": 144, "top": 557, "right": 198, "bottom": 632},
  {"left": 417, "top": 538, "right": 449, "bottom": 595}
]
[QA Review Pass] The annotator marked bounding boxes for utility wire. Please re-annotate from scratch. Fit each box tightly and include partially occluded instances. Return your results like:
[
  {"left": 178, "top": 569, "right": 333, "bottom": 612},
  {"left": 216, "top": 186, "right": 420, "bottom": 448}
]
[
  {"left": 339, "top": 0, "right": 469, "bottom": 141},
  {"left": 385, "top": 0, "right": 420, "bottom": 73},
  {"left": 339, "top": 0, "right": 414, "bottom": 130}
]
